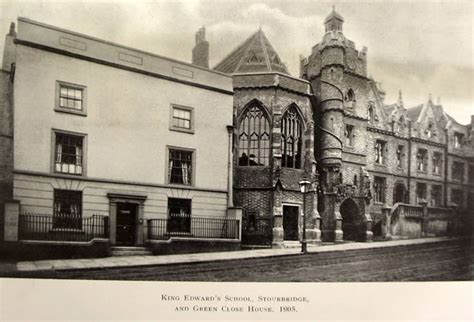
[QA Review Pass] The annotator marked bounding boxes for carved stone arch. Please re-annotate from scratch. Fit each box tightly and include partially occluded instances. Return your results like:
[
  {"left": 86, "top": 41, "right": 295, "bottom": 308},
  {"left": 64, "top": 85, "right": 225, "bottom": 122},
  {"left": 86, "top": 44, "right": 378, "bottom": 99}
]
[
  {"left": 237, "top": 98, "right": 272, "bottom": 124},
  {"left": 281, "top": 102, "right": 307, "bottom": 129},
  {"left": 339, "top": 197, "right": 361, "bottom": 241},
  {"left": 237, "top": 99, "right": 272, "bottom": 167}
]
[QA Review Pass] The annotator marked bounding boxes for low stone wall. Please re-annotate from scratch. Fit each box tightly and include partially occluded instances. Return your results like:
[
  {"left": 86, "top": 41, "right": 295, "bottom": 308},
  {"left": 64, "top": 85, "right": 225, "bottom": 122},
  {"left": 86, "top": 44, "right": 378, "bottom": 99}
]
[
  {"left": 0, "top": 239, "right": 110, "bottom": 260},
  {"left": 147, "top": 238, "right": 240, "bottom": 255}
]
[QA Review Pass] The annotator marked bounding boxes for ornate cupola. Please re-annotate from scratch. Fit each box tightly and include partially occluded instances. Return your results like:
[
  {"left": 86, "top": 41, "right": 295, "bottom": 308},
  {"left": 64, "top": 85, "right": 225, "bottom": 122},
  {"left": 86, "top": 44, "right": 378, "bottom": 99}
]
[{"left": 324, "top": 6, "right": 344, "bottom": 33}]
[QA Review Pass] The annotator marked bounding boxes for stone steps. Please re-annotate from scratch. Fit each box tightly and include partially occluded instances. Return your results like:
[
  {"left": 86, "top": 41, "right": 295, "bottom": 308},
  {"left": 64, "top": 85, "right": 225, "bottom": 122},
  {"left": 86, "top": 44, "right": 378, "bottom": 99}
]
[{"left": 111, "top": 246, "right": 152, "bottom": 257}]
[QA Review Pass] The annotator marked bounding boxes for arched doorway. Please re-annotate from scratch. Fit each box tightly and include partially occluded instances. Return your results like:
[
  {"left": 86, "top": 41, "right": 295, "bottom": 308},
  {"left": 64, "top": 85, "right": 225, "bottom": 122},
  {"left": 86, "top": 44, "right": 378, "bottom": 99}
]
[
  {"left": 393, "top": 182, "right": 407, "bottom": 204},
  {"left": 340, "top": 198, "right": 360, "bottom": 241}
]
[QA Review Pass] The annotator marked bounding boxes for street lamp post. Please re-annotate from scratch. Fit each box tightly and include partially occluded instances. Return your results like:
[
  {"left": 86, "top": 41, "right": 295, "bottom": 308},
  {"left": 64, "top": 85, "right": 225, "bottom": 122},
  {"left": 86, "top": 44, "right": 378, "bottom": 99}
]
[{"left": 299, "top": 178, "right": 311, "bottom": 254}]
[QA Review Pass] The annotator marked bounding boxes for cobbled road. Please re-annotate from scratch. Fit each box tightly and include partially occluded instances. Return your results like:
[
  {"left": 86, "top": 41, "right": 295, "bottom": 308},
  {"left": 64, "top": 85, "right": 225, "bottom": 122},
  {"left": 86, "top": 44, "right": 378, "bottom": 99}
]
[{"left": 9, "top": 239, "right": 474, "bottom": 282}]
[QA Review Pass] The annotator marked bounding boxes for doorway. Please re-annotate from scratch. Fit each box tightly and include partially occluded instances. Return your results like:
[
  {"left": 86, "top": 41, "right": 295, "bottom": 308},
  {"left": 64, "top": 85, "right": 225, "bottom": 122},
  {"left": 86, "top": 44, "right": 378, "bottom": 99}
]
[
  {"left": 340, "top": 198, "right": 359, "bottom": 241},
  {"left": 283, "top": 205, "right": 299, "bottom": 241},
  {"left": 116, "top": 203, "right": 137, "bottom": 246}
]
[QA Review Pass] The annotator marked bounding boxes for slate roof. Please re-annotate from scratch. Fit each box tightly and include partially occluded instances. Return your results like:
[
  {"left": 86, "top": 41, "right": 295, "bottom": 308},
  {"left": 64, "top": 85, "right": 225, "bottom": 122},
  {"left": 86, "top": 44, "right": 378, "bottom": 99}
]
[
  {"left": 406, "top": 104, "right": 424, "bottom": 122},
  {"left": 213, "top": 29, "right": 289, "bottom": 75},
  {"left": 324, "top": 7, "right": 344, "bottom": 23}
]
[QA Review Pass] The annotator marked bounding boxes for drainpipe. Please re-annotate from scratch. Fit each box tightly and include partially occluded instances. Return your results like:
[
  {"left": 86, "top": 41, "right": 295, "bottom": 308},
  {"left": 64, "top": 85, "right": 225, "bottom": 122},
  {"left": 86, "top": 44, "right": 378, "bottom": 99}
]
[
  {"left": 443, "top": 128, "right": 448, "bottom": 207},
  {"left": 226, "top": 125, "right": 234, "bottom": 208},
  {"left": 407, "top": 121, "right": 412, "bottom": 203}
]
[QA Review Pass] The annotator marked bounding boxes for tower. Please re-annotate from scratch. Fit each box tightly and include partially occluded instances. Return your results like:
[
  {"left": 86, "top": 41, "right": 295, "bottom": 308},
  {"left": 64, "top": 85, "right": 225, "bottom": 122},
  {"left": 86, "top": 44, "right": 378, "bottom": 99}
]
[{"left": 301, "top": 7, "right": 369, "bottom": 242}]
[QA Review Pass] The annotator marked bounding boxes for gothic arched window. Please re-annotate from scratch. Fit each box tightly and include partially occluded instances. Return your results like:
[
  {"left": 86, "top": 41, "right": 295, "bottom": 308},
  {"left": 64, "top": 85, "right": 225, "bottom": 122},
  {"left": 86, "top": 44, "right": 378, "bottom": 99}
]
[
  {"left": 238, "top": 104, "right": 270, "bottom": 166},
  {"left": 281, "top": 106, "right": 303, "bottom": 169},
  {"left": 345, "top": 89, "right": 355, "bottom": 102}
]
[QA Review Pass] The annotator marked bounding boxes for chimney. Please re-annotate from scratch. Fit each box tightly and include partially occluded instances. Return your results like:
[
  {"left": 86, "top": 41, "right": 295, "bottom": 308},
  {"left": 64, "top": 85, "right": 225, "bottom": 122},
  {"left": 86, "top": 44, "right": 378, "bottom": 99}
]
[
  {"left": 192, "top": 27, "right": 209, "bottom": 68},
  {"left": 2, "top": 22, "right": 17, "bottom": 72}
]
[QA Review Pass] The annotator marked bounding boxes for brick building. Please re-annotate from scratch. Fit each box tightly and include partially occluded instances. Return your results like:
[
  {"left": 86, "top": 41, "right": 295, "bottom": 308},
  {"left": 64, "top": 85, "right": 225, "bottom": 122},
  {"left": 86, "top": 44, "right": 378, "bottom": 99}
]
[{"left": 218, "top": 8, "right": 474, "bottom": 246}]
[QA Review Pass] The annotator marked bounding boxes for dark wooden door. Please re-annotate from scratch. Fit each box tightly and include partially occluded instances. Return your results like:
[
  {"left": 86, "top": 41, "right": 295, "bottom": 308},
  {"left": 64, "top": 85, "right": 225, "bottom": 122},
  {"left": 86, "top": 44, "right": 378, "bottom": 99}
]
[
  {"left": 116, "top": 203, "right": 137, "bottom": 246},
  {"left": 283, "top": 205, "right": 299, "bottom": 241}
]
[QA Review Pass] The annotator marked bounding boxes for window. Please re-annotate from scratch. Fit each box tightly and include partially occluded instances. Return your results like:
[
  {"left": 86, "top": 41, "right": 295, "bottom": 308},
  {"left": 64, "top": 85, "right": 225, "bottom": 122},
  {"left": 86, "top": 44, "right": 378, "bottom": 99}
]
[
  {"left": 469, "top": 165, "right": 474, "bottom": 184},
  {"left": 55, "top": 81, "right": 86, "bottom": 115},
  {"left": 345, "top": 89, "right": 355, "bottom": 102},
  {"left": 238, "top": 104, "right": 270, "bottom": 166},
  {"left": 454, "top": 132, "right": 464, "bottom": 148},
  {"left": 168, "top": 149, "right": 193, "bottom": 185},
  {"left": 416, "top": 183, "right": 427, "bottom": 204},
  {"left": 416, "top": 149, "right": 427, "bottom": 172},
  {"left": 167, "top": 198, "right": 191, "bottom": 234},
  {"left": 170, "top": 105, "right": 193, "bottom": 133},
  {"left": 53, "top": 189, "right": 82, "bottom": 229},
  {"left": 426, "top": 123, "right": 434, "bottom": 138},
  {"left": 374, "top": 140, "right": 386, "bottom": 165},
  {"left": 451, "top": 189, "right": 464, "bottom": 208},
  {"left": 281, "top": 106, "right": 303, "bottom": 169},
  {"left": 396, "top": 145, "right": 404, "bottom": 168},
  {"left": 452, "top": 161, "right": 464, "bottom": 181},
  {"left": 432, "top": 152, "right": 443, "bottom": 175},
  {"left": 373, "top": 176, "right": 386, "bottom": 203},
  {"left": 368, "top": 107, "right": 374, "bottom": 123},
  {"left": 54, "top": 132, "right": 84, "bottom": 175},
  {"left": 430, "top": 185, "right": 442, "bottom": 207},
  {"left": 344, "top": 125, "right": 354, "bottom": 147}
]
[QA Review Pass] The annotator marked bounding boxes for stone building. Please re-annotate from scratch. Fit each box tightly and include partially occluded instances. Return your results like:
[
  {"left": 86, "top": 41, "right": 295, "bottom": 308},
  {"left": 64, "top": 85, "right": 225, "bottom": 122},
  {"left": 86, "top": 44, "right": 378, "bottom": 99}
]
[
  {"left": 1, "top": 8, "right": 473, "bottom": 256},
  {"left": 220, "top": 8, "right": 474, "bottom": 246}
]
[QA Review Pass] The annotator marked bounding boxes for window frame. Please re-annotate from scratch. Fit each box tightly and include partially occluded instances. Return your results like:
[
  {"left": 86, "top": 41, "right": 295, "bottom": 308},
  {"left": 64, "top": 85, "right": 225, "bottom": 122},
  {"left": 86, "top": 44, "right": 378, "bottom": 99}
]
[
  {"left": 396, "top": 145, "right": 404, "bottom": 169},
  {"left": 53, "top": 189, "right": 83, "bottom": 230},
  {"left": 55, "top": 81, "right": 87, "bottom": 116},
  {"left": 453, "top": 132, "right": 464, "bottom": 149},
  {"left": 281, "top": 105, "right": 303, "bottom": 169},
  {"left": 451, "top": 161, "right": 465, "bottom": 182},
  {"left": 51, "top": 129, "right": 87, "bottom": 176},
  {"left": 166, "top": 146, "right": 195, "bottom": 187},
  {"left": 430, "top": 185, "right": 442, "bottom": 207},
  {"left": 374, "top": 140, "right": 387, "bottom": 165},
  {"left": 237, "top": 104, "right": 271, "bottom": 167},
  {"left": 416, "top": 182, "right": 427, "bottom": 204},
  {"left": 432, "top": 152, "right": 443, "bottom": 176},
  {"left": 416, "top": 149, "right": 428, "bottom": 173},
  {"left": 169, "top": 104, "right": 194, "bottom": 134},
  {"left": 167, "top": 197, "right": 192, "bottom": 234},
  {"left": 344, "top": 124, "right": 354, "bottom": 147},
  {"left": 373, "top": 176, "right": 386, "bottom": 204}
]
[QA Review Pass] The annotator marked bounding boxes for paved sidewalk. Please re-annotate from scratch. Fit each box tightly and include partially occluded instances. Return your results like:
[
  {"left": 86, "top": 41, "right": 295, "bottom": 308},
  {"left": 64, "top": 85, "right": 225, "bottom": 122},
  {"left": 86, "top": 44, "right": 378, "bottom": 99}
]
[{"left": 5, "top": 236, "right": 460, "bottom": 273}]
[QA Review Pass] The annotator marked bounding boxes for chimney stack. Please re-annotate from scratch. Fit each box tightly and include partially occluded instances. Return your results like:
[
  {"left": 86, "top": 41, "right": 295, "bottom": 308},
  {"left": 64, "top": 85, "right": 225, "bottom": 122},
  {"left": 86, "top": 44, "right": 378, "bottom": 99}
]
[{"left": 192, "top": 27, "right": 209, "bottom": 68}]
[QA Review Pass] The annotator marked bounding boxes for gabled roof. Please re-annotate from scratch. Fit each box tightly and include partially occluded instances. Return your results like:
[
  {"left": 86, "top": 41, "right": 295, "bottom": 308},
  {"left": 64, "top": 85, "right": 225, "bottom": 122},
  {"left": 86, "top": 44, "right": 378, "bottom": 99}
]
[
  {"left": 213, "top": 29, "right": 289, "bottom": 75},
  {"left": 406, "top": 104, "right": 424, "bottom": 122}
]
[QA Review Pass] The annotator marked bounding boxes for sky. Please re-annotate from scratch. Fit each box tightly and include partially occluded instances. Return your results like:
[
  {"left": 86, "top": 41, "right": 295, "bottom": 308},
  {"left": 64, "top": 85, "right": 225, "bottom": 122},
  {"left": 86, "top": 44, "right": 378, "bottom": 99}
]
[{"left": 0, "top": 0, "right": 472, "bottom": 124}]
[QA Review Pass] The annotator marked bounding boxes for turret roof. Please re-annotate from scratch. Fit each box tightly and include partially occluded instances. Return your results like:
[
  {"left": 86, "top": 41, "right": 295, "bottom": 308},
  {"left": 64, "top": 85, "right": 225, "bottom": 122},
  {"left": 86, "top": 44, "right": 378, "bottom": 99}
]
[
  {"left": 324, "top": 6, "right": 344, "bottom": 23},
  {"left": 213, "top": 29, "right": 289, "bottom": 75}
]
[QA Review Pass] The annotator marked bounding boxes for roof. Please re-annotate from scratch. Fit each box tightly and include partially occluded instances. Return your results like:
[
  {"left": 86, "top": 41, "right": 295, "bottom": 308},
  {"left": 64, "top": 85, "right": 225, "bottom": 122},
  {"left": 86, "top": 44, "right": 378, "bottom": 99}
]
[
  {"left": 324, "top": 7, "right": 344, "bottom": 23},
  {"left": 213, "top": 29, "right": 289, "bottom": 75},
  {"left": 383, "top": 103, "right": 397, "bottom": 115},
  {"left": 406, "top": 104, "right": 423, "bottom": 122}
]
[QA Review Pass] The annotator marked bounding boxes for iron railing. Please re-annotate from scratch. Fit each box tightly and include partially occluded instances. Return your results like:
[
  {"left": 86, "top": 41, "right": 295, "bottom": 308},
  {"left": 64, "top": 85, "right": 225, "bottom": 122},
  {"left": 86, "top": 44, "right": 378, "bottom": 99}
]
[
  {"left": 18, "top": 213, "right": 109, "bottom": 242},
  {"left": 147, "top": 215, "right": 240, "bottom": 240},
  {"left": 242, "top": 217, "right": 272, "bottom": 246}
]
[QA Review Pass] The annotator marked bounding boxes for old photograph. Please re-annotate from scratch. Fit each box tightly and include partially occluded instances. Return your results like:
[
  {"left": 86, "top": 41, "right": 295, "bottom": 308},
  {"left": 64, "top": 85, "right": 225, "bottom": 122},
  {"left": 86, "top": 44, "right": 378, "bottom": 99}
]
[{"left": 0, "top": 0, "right": 472, "bottom": 288}]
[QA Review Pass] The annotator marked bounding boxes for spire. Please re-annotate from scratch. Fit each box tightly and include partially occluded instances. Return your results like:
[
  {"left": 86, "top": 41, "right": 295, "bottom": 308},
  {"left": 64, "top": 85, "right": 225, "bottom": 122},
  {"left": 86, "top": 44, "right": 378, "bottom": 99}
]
[
  {"left": 213, "top": 29, "right": 289, "bottom": 75},
  {"left": 324, "top": 6, "right": 344, "bottom": 32},
  {"left": 428, "top": 93, "right": 433, "bottom": 103},
  {"left": 398, "top": 89, "right": 404, "bottom": 107}
]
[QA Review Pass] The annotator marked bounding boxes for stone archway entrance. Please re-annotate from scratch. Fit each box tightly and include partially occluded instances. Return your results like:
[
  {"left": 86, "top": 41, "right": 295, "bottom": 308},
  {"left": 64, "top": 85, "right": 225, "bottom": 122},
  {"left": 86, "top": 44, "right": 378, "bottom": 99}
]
[
  {"left": 340, "top": 198, "right": 360, "bottom": 241},
  {"left": 393, "top": 183, "right": 407, "bottom": 204}
]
